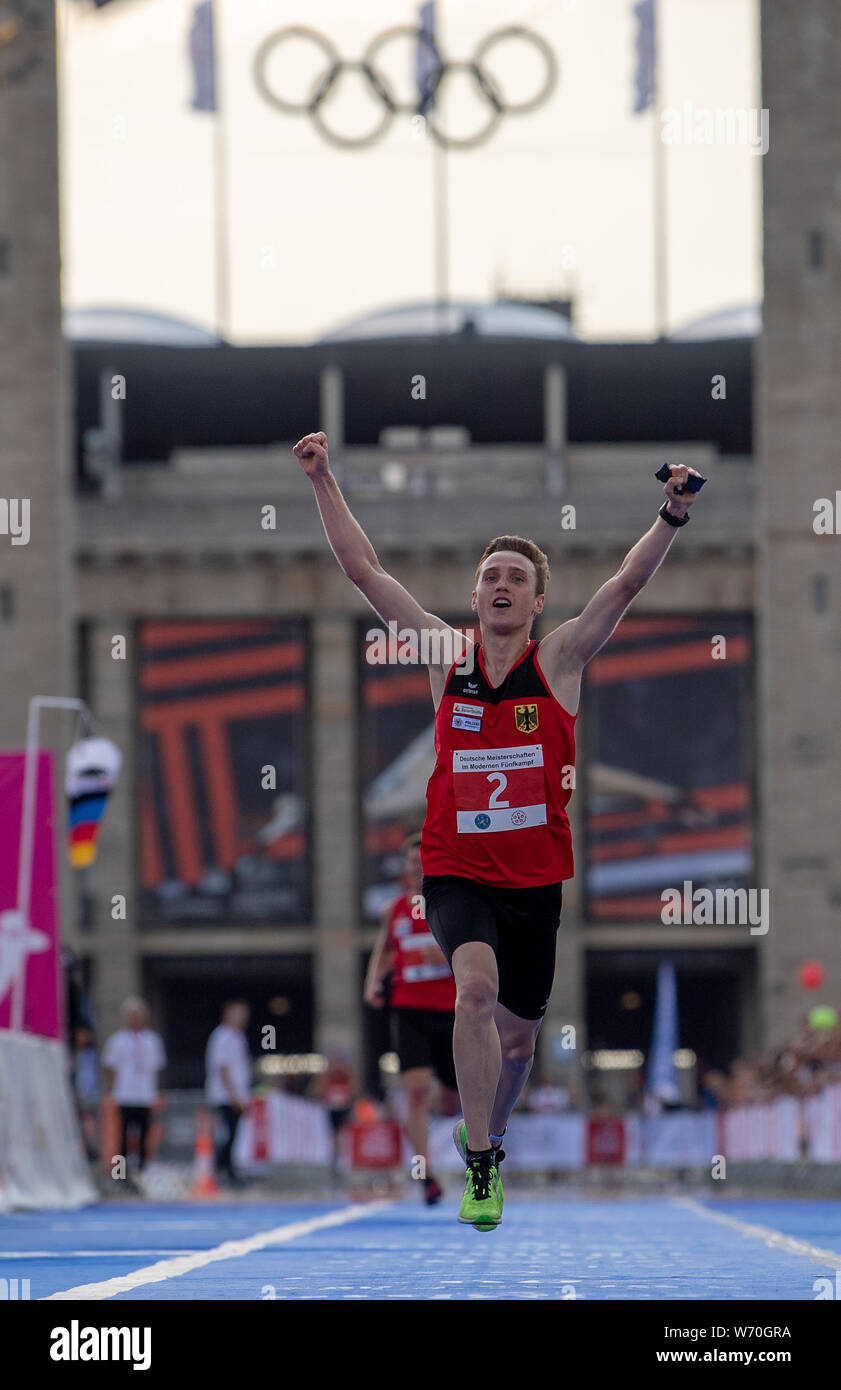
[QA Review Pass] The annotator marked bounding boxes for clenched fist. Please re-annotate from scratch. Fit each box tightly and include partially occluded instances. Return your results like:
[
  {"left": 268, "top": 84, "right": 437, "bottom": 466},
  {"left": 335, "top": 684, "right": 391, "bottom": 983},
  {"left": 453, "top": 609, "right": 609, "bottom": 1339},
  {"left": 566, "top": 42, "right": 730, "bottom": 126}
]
[
  {"left": 293, "top": 431, "right": 329, "bottom": 478},
  {"left": 662, "top": 463, "right": 702, "bottom": 519}
]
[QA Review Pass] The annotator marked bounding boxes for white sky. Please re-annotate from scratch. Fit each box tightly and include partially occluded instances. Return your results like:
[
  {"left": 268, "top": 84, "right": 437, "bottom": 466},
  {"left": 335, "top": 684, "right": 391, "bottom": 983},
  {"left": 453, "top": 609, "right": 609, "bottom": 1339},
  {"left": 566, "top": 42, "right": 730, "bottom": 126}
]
[{"left": 56, "top": 0, "right": 762, "bottom": 344}]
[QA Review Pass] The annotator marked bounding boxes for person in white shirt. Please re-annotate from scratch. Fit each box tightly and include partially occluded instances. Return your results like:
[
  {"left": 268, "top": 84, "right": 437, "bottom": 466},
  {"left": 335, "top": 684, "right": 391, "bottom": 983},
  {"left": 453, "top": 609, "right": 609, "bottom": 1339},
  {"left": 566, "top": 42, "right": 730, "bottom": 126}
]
[
  {"left": 205, "top": 1000, "right": 252, "bottom": 1186},
  {"left": 102, "top": 997, "right": 166, "bottom": 1174}
]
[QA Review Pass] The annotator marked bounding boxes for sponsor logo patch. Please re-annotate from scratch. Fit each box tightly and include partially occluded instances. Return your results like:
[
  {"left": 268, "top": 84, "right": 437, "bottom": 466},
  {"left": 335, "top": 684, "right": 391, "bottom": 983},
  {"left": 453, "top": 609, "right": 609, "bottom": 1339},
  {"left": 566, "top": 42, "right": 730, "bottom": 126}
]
[{"left": 452, "top": 715, "right": 482, "bottom": 731}]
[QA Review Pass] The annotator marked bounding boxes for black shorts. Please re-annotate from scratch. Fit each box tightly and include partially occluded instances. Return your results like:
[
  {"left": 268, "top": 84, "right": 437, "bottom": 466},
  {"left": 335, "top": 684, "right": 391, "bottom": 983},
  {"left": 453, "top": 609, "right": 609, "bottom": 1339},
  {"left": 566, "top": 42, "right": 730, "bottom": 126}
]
[
  {"left": 392, "top": 1006, "right": 458, "bottom": 1091},
  {"left": 421, "top": 874, "right": 563, "bottom": 1021}
]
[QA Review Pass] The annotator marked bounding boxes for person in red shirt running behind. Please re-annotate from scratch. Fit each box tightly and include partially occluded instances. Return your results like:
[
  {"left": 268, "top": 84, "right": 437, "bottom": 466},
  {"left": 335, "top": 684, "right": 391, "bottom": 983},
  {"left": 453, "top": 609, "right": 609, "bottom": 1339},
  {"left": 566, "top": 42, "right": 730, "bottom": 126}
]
[{"left": 364, "top": 832, "right": 459, "bottom": 1205}]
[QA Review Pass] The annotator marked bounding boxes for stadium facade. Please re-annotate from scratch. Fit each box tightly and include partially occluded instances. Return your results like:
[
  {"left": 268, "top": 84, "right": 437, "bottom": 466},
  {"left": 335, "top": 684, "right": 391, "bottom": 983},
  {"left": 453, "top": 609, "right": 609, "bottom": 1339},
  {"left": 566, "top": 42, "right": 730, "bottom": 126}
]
[{"left": 2, "top": 0, "right": 839, "bottom": 1104}]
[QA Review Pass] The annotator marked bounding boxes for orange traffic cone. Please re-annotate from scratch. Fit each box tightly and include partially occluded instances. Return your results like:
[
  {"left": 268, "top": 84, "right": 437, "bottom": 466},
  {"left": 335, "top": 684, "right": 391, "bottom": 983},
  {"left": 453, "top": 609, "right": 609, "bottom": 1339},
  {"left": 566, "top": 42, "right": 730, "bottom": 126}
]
[{"left": 190, "top": 1109, "right": 220, "bottom": 1199}]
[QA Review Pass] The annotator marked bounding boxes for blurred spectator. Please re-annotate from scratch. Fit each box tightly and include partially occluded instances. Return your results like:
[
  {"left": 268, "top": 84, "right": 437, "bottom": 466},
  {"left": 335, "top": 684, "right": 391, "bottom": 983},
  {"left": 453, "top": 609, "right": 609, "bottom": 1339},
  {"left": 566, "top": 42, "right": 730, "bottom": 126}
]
[
  {"left": 102, "top": 997, "right": 166, "bottom": 1175},
  {"left": 205, "top": 1000, "right": 252, "bottom": 1188},
  {"left": 314, "top": 1050, "right": 356, "bottom": 1174},
  {"left": 698, "top": 1069, "right": 729, "bottom": 1109},
  {"left": 713, "top": 1013, "right": 841, "bottom": 1107},
  {"left": 72, "top": 1025, "right": 100, "bottom": 1161}
]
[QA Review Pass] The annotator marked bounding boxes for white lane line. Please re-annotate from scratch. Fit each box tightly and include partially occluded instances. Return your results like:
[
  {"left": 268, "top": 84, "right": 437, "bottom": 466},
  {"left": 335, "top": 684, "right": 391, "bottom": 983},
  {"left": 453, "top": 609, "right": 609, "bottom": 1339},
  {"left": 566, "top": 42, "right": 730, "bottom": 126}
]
[
  {"left": 44, "top": 1202, "right": 393, "bottom": 1301},
  {"left": 674, "top": 1198, "right": 841, "bottom": 1268},
  {"left": 1, "top": 1251, "right": 196, "bottom": 1259}
]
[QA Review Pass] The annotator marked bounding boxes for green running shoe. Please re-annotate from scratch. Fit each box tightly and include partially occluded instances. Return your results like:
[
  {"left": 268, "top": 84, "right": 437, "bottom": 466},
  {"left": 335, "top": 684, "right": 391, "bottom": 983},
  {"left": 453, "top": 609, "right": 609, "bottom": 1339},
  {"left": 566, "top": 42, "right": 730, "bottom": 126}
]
[
  {"left": 452, "top": 1119, "right": 468, "bottom": 1163},
  {"left": 457, "top": 1153, "right": 503, "bottom": 1230},
  {"left": 453, "top": 1120, "right": 506, "bottom": 1166},
  {"left": 453, "top": 1121, "right": 506, "bottom": 1221}
]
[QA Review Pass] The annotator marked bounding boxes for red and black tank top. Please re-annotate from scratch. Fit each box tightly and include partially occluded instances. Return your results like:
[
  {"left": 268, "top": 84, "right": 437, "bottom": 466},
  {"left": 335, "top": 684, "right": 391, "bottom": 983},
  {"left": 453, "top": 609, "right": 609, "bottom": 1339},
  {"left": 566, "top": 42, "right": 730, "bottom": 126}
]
[
  {"left": 421, "top": 638, "right": 577, "bottom": 888},
  {"left": 386, "top": 893, "right": 456, "bottom": 1012}
]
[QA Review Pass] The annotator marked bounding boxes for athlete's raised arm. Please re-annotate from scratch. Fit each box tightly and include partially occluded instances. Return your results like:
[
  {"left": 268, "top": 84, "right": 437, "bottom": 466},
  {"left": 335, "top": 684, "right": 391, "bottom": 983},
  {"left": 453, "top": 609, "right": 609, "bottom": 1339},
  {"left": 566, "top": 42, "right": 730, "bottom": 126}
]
[
  {"left": 293, "top": 431, "right": 471, "bottom": 667},
  {"left": 539, "top": 464, "right": 704, "bottom": 681}
]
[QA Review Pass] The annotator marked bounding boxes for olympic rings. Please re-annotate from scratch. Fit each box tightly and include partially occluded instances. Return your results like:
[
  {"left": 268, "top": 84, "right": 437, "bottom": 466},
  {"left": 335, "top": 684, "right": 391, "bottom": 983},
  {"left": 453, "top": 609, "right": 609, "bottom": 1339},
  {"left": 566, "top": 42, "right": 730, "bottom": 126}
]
[
  {"left": 423, "top": 61, "right": 504, "bottom": 151},
  {"left": 253, "top": 26, "right": 339, "bottom": 116},
  {"left": 309, "top": 60, "right": 395, "bottom": 150},
  {"left": 252, "top": 24, "right": 559, "bottom": 151},
  {"left": 362, "top": 26, "right": 445, "bottom": 116}
]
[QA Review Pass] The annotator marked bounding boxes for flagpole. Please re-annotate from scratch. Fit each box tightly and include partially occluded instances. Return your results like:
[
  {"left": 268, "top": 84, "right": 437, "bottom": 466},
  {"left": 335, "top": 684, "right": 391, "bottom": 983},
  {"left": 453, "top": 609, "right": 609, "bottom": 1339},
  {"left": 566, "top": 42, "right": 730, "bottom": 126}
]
[
  {"left": 420, "top": 0, "right": 449, "bottom": 335},
  {"left": 211, "top": 0, "right": 230, "bottom": 340},
  {"left": 651, "top": 1, "right": 667, "bottom": 336},
  {"left": 432, "top": 138, "right": 450, "bottom": 335}
]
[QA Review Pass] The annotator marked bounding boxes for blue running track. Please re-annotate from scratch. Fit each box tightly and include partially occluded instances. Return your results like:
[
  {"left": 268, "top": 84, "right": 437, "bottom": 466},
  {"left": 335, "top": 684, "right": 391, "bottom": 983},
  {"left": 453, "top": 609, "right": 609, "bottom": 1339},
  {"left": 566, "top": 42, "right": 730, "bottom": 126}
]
[{"left": 2, "top": 1197, "right": 840, "bottom": 1301}]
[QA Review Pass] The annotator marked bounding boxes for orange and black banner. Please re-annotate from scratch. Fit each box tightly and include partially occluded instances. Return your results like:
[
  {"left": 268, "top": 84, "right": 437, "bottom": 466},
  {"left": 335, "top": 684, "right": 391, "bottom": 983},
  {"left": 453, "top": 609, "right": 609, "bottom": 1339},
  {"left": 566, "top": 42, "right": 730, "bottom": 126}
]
[
  {"left": 583, "top": 614, "right": 755, "bottom": 923},
  {"left": 138, "top": 619, "right": 311, "bottom": 925}
]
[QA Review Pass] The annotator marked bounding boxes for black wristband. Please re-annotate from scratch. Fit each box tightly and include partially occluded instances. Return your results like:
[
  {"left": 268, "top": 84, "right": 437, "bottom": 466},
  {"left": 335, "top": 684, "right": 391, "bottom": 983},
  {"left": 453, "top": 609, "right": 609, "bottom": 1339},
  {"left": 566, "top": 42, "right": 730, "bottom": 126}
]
[{"left": 659, "top": 500, "right": 689, "bottom": 527}]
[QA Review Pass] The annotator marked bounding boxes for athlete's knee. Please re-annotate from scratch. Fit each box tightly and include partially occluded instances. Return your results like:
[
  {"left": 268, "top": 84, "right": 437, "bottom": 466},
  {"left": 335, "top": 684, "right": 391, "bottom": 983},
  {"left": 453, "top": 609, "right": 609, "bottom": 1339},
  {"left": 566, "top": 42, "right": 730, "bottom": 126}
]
[
  {"left": 501, "top": 1035, "right": 537, "bottom": 1066},
  {"left": 455, "top": 974, "right": 497, "bottom": 1021}
]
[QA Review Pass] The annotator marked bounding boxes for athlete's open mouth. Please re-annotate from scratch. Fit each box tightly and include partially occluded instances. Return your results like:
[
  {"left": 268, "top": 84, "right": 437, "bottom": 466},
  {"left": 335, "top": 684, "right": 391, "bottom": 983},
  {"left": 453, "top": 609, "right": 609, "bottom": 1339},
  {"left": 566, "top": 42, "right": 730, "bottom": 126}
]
[{"left": 492, "top": 598, "right": 512, "bottom": 607}]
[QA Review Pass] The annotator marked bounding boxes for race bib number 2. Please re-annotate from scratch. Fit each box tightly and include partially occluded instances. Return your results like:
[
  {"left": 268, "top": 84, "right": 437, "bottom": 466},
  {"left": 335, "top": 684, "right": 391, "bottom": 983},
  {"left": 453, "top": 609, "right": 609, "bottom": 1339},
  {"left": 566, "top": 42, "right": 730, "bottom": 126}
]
[{"left": 452, "top": 744, "right": 547, "bottom": 833}]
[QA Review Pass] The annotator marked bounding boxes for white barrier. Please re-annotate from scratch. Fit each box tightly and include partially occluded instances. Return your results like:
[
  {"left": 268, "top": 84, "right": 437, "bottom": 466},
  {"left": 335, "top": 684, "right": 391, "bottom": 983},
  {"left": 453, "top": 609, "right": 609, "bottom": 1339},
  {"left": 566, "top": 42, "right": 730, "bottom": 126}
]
[
  {"left": 802, "top": 1084, "right": 841, "bottom": 1164},
  {"left": 432, "top": 1094, "right": 841, "bottom": 1170},
  {"left": 0, "top": 1032, "right": 96, "bottom": 1210},
  {"left": 722, "top": 1097, "right": 804, "bottom": 1161},
  {"left": 639, "top": 1110, "right": 719, "bottom": 1166},
  {"left": 429, "top": 1114, "right": 587, "bottom": 1172},
  {"left": 234, "top": 1090, "right": 333, "bottom": 1169},
  {"left": 232, "top": 1087, "right": 841, "bottom": 1172}
]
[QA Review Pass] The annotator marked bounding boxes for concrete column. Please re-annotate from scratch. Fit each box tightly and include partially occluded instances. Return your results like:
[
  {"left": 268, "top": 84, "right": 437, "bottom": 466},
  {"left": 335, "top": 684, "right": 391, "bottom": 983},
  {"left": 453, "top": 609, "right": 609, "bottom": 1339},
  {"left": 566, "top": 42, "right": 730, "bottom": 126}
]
[
  {"left": 84, "top": 618, "right": 141, "bottom": 1036},
  {"left": 320, "top": 365, "right": 345, "bottom": 485},
  {"left": 0, "top": 2, "right": 74, "bottom": 952},
  {"left": 543, "top": 363, "right": 567, "bottom": 497},
  {"left": 312, "top": 617, "right": 360, "bottom": 1061},
  {"left": 757, "top": 0, "right": 841, "bottom": 1045},
  {"left": 537, "top": 613, "right": 584, "bottom": 1078}
]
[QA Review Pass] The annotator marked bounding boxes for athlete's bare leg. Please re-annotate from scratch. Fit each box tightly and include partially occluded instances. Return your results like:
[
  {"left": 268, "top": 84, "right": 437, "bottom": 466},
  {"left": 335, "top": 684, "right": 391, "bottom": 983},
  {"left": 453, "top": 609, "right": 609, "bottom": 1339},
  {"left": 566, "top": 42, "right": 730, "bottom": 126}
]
[
  {"left": 489, "top": 1002, "right": 542, "bottom": 1139},
  {"left": 402, "top": 1066, "right": 434, "bottom": 1166},
  {"left": 451, "top": 942, "right": 501, "bottom": 1151}
]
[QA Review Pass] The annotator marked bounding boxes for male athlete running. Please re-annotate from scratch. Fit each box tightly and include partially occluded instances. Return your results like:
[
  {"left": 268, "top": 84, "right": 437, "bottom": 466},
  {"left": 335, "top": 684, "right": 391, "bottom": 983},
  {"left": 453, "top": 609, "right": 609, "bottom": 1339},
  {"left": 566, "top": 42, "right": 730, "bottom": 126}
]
[{"left": 293, "top": 430, "right": 702, "bottom": 1229}]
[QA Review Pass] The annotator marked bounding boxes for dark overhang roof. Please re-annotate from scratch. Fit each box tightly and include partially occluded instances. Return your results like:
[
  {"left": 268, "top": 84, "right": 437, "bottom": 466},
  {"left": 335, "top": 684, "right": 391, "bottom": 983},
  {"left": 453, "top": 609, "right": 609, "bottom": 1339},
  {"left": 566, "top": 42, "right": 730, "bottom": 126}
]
[{"left": 72, "top": 334, "right": 753, "bottom": 464}]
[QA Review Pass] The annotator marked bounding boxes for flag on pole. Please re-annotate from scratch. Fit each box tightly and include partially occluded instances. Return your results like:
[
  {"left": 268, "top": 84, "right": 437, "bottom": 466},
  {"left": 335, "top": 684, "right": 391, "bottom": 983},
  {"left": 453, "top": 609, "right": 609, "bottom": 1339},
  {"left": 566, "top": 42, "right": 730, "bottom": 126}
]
[
  {"left": 646, "top": 961, "right": 680, "bottom": 1104},
  {"left": 415, "top": 1, "right": 442, "bottom": 116},
  {"left": 189, "top": 0, "right": 216, "bottom": 113},
  {"left": 65, "top": 737, "right": 122, "bottom": 869},
  {"left": 632, "top": 0, "right": 656, "bottom": 114}
]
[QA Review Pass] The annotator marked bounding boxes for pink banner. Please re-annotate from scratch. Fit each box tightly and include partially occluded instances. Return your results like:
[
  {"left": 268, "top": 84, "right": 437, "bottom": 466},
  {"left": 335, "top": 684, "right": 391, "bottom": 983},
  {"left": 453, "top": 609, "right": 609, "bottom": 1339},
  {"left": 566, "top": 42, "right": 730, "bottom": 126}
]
[{"left": 0, "top": 752, "right": 61, "bottom": 1038}]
